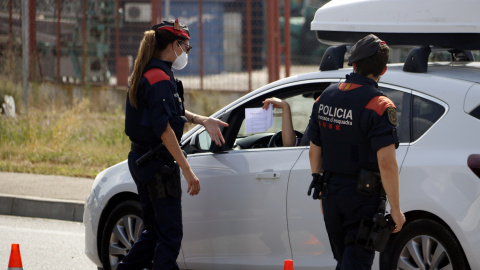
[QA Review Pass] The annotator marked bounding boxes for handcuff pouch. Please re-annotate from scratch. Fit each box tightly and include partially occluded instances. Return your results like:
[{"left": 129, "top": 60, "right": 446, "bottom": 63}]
[{"left": 357, "top": 169, "right": 381, "bottom": 195}]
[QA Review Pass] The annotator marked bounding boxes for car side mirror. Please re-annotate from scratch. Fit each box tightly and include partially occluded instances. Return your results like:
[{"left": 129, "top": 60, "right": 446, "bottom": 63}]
[{"left": 190, "top": 130, "right": 212, "bottom": 152}]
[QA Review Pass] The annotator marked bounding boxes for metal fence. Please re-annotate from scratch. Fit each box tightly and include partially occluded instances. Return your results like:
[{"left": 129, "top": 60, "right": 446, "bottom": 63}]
[{"left": 0, "top": 0, "right": 330, "bottom": 93}]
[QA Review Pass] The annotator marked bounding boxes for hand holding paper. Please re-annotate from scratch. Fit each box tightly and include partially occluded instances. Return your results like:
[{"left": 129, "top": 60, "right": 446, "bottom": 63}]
[{"left": 245, "top": 103, "right": 273, "bottom": 133}]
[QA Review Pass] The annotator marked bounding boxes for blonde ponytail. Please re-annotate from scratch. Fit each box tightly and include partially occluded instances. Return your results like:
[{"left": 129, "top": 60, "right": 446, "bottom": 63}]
[{"left": 128, "top": 30, "right": 156, "bottom": 108}]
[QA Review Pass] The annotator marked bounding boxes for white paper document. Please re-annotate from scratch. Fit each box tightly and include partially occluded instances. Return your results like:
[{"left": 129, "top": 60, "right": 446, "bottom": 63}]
[{"left": 245, "top": 103, "right": 273, "bottom": 133}]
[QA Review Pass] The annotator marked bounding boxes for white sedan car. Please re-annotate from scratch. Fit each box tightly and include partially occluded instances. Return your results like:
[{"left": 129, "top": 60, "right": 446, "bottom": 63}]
[{"left": 84, "top": 51, "right": 480, "bottom": 269}]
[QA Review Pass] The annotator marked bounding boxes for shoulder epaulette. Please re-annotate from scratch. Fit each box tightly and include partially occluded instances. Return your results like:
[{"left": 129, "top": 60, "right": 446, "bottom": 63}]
[
  {"left": 365, "top": 96, "right": 396, "bottom": 116},
  {"left": 143, "top": 68, "right": 170, "bottom": 85}
]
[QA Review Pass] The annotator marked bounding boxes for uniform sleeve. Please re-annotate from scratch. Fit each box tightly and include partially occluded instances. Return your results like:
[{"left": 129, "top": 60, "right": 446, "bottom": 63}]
[
  {"left": 364, "top": 96, "right": 399, "bottom": 152},
  {"left": 143, "top": 79, "right": 178, "bottom": 139},
  {"left": 306, "top": 101, "right": 322, "bottom": 147}
]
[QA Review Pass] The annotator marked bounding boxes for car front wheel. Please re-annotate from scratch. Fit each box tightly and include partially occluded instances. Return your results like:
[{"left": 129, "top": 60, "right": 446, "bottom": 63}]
[
  {"left": 381, "top": 219, "right": 468, "bottom": 270},
  {"left": 100, "top": 200, "right": 144, "bottom": 270}
]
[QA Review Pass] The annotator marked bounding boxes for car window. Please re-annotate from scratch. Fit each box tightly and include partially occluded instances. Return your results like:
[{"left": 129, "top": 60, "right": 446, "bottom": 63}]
[
  {"left": 464, "top": 83, "right": 480, "bottom": 120},
  {"left": 235, "top": 93, "right": 317, "bottom": 148},
  {"left": 186, "top": 82, "right": 336, "bottom": 152},
  {"left": 237, "top": 94, "right": 314, "bottom": 137},
  {"left": 412, "top": 95, "right": 445, "bottom": 141},
  {"left": 379, "top": 87, "right": 410, "bottom": 143},
  {"left": 469, "top": 105, "right": 480, "bottom": 120},
  {"left": 224, "top": 83, "right": 332, "bottom": 150},
  {"left": 286, "top": 95, "right": 314, "bottom": 133}
]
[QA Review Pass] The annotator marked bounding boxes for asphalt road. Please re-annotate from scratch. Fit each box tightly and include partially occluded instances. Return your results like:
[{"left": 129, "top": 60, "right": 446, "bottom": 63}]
[{"left": 0, "top": 215, "right": 97, "bottom": 269}]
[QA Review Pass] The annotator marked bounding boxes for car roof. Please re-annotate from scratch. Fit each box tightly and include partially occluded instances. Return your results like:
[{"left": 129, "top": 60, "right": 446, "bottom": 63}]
[
  {"left": 293, "top": 62, "right": 480, "bottom": 84},
  {"left": 422, "top": 63, "right": 480, "bottom": 84},
  {"left": 244, "top": 62, "right": 480, "bottom": 99},
  {"left": 376, "top": 63, "right": 480, "bottom": 88},
  {"left": 182, "top": 62, "right": 480, "bottom": 141}
]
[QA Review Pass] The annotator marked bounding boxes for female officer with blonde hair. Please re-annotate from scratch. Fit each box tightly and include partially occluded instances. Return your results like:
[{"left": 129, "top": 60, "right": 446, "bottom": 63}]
[{"left": 119, "top": 19, "right": 228, "bottom": 270}]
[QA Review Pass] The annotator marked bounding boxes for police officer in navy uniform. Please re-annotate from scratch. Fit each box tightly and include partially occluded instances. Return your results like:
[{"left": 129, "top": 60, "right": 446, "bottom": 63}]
[
  {"left": 120, "top": 19, "right": 228, "bottom": 270},
  {"left": 307, "top": 34, "right": 406, "bottom": 269}
]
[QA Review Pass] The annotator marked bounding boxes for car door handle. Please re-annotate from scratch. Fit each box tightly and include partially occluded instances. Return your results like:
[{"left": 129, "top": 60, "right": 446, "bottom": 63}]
[{"left": 255, "top": 172, "right": 280, "bottom": 179}]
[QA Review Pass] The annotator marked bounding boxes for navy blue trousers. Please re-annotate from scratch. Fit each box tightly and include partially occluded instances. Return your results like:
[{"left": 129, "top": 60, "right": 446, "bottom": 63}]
[
  {"left": 322, "top": 174, "right": 379, "bottom": 270},
  {"left": 117, "top": 152, "right": 183, "bottom": 270}
]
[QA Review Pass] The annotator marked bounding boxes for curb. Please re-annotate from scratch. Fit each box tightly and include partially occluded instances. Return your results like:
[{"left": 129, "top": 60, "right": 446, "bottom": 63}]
[{"left": 0, "top": 194, "right": 84, "bottom": 222}]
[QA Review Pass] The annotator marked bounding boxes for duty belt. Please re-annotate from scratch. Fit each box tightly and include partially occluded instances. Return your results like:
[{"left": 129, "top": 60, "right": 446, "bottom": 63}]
[
  {"left": 130, "top": 142, "right": 150, "bottom": 154},
  {"left": 131, "top": 142, "right": 174, "bottom": 165}
]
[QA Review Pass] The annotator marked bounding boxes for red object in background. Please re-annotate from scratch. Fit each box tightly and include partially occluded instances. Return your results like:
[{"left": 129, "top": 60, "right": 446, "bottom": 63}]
[{"left": 116, "top": 56, "right": 130, "bottom": 87}]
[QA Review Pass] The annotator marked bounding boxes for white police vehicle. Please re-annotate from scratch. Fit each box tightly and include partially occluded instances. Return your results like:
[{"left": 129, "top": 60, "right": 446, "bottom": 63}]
[{"left": 84, "top": 0, "right": 480, "bottom": 269}]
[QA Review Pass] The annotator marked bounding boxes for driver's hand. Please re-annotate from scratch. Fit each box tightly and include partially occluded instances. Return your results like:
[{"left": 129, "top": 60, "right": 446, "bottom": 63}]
[{"left": 262, "top": 97, "right": 288, "bottom": 110}]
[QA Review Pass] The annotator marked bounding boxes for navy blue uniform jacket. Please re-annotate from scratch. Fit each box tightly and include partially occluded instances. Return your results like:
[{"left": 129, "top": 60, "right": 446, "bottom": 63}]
[
  {"left": 125, "top": 58, "right": 186, "bottom": 148},
  {"left": 307, "top": 73, "right": 399, "bottom": 175}
]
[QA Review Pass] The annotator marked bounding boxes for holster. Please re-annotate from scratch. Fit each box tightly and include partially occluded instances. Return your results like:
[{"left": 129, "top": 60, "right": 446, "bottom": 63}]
[
  {"left": 148, "top": 163, "right": 182, "bottom": 200},
  {"left": 354, "top": 213, "right": 395, "bottom": 252},
  {"left": 352, "top": 168, "right": 395, "bottom": 252}
]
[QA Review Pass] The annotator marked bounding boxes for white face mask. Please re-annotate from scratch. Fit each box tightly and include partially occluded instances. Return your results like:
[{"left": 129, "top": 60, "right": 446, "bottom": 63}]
[{"left": 172, "top": 43, "right": 188, "bottom": 70}]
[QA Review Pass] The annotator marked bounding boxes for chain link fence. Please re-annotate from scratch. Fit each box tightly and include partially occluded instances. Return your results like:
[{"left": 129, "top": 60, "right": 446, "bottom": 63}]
[
  {"left": 2, "top": 0, "right": 479, "bottom": 97},
  {"left": 0, "top": 0, "right": 330, "bottom": 95}
]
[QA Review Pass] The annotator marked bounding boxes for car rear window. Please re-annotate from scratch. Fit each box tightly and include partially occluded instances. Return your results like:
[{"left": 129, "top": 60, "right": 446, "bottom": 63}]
[
  {"left": 379, "top": 87, "right": 410, "bottom": 143},
  {"left": 464, "top": 84, "right": 480, "bottom": 120},
  {"left": 469, "top": 105, "right": 480, "bottom": 120},
  {"left": 412, "top": 96, "right": 445, "bottom": 141}
]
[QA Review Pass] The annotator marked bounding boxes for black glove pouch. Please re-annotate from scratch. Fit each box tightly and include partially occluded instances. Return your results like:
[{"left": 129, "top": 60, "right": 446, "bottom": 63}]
[
  {"left": 355, "top": 214, "right": 395, "bottom": 252},
  {"left": 148, "top": 163, "right": 182, "bottom": 200},
  {"left": 357, "top": 169, "right": 381, "bottom": 195}
]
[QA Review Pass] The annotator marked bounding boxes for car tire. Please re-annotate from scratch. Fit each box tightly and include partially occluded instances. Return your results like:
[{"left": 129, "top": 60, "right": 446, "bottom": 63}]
[
  {"left": 100, "top": 200, "right": 144, "bottom": 270},
  {"left": 380, "top": 219, "right": 468, "bottom": 270}
]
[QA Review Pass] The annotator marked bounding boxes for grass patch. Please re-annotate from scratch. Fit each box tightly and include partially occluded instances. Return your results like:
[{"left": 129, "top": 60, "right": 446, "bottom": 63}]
[
  {"left": 0, "top": 88, "right": 130, "bottom": 178},
  {"left": 0, "top": 76, "right": 234, "bottom": 179}
]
